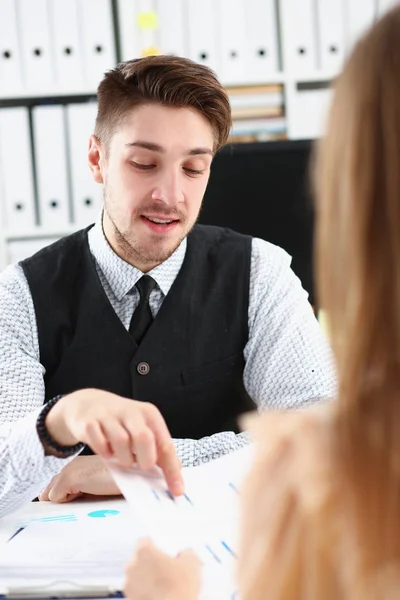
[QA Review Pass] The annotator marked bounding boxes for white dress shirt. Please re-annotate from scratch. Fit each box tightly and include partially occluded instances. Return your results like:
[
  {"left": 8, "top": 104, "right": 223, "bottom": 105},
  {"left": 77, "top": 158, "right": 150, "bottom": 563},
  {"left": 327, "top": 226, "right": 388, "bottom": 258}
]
[{"left": 0, "top": 220, "right": 337, "bottom": 517}]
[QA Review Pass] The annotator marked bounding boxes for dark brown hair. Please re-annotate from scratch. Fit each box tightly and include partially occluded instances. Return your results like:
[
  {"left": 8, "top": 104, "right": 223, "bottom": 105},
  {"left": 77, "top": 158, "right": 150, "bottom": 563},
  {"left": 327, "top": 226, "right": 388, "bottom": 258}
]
[{"left": 95, "top": 55, "right": 231, "bottom": 152}]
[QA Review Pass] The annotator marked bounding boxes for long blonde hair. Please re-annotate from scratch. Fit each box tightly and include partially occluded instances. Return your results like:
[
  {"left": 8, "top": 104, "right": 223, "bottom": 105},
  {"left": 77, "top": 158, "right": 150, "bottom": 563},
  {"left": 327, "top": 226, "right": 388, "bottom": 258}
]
[
  {"left": 315, "top": 3, "right": 400, "bottom": 574},
  {"left": 238, "top": 7, "right": 400, "bottom": 599}
]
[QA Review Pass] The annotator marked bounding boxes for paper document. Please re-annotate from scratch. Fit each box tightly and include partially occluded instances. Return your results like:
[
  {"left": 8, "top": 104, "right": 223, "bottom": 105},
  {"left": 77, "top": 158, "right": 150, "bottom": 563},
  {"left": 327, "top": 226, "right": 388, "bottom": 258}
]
[
  {"left": 109, "top": 444, "right": 254, "bottom": 599},
  {"left": 0, "top": 499, "right": 141, "bottom": 595},
  {"left": 0, "top": 447, "right": 253, "bottom": 600}
]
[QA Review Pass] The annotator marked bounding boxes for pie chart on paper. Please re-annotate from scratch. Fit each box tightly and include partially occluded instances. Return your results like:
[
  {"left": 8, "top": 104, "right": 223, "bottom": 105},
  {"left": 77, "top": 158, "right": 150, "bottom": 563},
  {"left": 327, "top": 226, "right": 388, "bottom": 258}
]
[{"left": 87, "top": 509, "right": 121, "bottom": 518}]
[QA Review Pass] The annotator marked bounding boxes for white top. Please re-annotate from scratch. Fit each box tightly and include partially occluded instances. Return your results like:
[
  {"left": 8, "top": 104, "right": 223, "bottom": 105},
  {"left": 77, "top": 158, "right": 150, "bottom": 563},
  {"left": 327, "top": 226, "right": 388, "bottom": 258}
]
[{"left": 0, "top": 220, "right": 337, "bottom": 517}]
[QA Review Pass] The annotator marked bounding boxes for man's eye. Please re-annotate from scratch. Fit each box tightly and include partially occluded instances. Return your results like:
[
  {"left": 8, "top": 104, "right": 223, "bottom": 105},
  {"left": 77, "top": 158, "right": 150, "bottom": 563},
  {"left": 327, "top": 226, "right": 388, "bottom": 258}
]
[
  {"left": 131, "top": 161, "right": 155, "bottom": 170},
  {"left": 184, "top": 167, "right": 203, "bottom": 176}
]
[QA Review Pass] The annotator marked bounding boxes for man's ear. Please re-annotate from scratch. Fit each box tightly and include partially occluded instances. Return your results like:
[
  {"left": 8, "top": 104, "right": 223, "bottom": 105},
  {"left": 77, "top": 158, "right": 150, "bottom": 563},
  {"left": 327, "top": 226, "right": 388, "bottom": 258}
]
[{"left": 88, "top": 135, "right": 104, "bottom": 184}]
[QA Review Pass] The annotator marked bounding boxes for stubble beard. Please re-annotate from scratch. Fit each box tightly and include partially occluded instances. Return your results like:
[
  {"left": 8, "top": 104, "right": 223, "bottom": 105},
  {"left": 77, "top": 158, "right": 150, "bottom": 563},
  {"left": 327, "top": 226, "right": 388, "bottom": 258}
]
[
  {"left": 114, "top": 222, "right": 184, "bottom": 267},
  {"left": 104, "top": 199, "right": 193, "bottom": 268}
]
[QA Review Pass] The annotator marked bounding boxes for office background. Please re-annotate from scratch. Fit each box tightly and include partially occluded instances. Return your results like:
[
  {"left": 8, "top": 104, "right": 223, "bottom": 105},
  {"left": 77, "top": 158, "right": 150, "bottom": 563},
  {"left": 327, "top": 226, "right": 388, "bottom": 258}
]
[{"left": 0, "top": 0, "right": 397, "bottom": 286}]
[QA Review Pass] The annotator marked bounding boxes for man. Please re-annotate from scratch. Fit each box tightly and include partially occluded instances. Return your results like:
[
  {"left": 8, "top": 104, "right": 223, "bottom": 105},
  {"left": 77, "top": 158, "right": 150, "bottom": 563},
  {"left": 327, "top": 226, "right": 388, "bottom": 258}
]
[{"left": 0, "top": 56, "right": 336, "bottom": 516}]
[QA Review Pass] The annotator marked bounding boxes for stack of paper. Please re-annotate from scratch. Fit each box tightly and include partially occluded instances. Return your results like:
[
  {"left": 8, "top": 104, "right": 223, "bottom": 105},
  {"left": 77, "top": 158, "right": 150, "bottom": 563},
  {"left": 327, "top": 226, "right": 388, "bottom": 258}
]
[
  {"left": 0, "top": 445, "right": 253, "bottom": 600},
  {"left": 0, "top": 499, "right": 141, "bottom": 593}
]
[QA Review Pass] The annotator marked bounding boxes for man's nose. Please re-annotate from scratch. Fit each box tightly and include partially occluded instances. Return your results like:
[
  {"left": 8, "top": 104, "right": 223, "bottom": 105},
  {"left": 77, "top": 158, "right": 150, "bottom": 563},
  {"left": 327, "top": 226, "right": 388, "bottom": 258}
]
[{"left": 151, "top": 170, "right": 184, "bottom": 206}]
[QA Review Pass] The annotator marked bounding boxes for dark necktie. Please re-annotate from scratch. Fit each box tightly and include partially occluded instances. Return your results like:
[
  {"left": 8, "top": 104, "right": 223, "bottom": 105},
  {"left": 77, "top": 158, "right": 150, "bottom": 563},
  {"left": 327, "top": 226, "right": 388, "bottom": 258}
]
[{"left": 128, "top": 275, "right": 157, "bottom": 344}]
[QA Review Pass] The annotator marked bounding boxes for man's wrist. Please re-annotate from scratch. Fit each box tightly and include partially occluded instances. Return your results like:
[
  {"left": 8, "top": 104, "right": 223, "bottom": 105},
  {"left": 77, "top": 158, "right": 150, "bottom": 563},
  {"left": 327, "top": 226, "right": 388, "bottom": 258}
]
[{"left": 37, "top": 396, "right": 84, "bottom": 457}]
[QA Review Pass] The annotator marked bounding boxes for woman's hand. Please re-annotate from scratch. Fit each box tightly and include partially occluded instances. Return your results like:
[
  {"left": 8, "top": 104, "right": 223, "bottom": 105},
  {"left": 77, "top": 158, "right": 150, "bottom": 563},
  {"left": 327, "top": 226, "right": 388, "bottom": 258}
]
[{"left": 124, "top": 539, "right": 201, "bottom": 600}]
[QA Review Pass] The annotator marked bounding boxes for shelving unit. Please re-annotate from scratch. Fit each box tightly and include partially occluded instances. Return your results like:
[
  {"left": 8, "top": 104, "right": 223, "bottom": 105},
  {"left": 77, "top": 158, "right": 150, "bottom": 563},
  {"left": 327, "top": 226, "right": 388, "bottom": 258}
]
[{"left": 0, "top": 0, "right": 397, "bottom": 269}]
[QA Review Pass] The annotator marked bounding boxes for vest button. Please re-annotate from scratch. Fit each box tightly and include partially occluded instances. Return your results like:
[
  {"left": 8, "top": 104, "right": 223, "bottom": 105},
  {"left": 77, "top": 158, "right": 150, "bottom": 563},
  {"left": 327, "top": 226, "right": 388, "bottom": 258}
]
[{"left": 137, "top": 362, "right": 150, "bottom": 375}]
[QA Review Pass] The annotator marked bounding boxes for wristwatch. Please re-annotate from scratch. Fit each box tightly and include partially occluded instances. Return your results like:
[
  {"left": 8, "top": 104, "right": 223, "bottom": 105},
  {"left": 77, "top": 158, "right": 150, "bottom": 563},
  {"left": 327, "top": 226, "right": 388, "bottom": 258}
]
[{"left": 36, "top": 395, "right": 85, "bottom": 457}]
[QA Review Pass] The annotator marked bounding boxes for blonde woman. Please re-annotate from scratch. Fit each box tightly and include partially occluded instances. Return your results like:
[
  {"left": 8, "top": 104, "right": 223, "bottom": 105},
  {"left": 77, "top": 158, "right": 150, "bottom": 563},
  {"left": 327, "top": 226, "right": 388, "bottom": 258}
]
[{"left": 124, "top": 6, "right": 400, "bottom": 599}]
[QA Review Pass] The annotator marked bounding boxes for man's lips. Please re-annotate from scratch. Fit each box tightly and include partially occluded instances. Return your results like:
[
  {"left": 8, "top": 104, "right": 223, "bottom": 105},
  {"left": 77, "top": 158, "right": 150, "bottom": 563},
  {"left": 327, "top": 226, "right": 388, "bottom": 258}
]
[
  {"left": 141, "top": 214, "right": 180, "bottom": 224},
  {"left": 140, "top": 215, "right": 180, "bottom": 234}
]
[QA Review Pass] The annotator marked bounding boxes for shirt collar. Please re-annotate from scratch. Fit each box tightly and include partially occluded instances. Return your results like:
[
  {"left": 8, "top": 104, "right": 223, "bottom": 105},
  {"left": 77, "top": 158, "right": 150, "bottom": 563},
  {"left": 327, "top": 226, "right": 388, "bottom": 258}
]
[{"left": 88, "top": 217, "right": 187, "bottom": 301}]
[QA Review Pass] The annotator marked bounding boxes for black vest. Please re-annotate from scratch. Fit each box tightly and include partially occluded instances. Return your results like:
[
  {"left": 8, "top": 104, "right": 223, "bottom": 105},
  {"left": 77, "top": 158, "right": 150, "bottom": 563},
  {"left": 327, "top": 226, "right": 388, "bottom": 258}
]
[{"left": 21, "top": 224, "right": 255, "bottom": 440}]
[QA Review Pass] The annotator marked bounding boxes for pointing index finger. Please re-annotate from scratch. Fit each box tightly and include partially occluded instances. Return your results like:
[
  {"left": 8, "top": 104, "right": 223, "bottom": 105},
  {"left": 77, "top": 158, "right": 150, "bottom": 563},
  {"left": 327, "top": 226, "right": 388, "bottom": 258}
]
[
  {"left": 142, "top": 404, "right": 184, "bottom": 495},
  {"left": 157, "top": 443, "right": 184, "bottom": 497}
]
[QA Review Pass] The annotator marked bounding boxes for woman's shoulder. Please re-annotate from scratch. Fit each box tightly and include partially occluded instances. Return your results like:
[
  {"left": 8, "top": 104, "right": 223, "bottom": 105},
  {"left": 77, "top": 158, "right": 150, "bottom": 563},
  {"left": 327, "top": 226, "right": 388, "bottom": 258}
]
[
  {"left": 246, "top": 404, "right": 338, "bottom": 506},
  {"left": 239, "top": 404, "right": 340, "bottom": 595},
  {"left": 248, "top": 403, "right": 337, "bottom": 454}
]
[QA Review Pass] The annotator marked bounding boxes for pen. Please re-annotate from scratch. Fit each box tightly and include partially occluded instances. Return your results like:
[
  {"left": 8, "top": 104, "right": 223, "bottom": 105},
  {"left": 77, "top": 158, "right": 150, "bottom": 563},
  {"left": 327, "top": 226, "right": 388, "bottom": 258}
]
[{"left": 7, "top": 527, "right": 25, "bottom": 543}]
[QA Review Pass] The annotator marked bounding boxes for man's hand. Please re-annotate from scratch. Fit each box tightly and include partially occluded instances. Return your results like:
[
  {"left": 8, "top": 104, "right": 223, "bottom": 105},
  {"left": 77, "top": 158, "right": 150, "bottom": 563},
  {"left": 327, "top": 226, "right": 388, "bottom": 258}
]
[
  {"left": 124, "top": 539, "right": 201, "bottom": 600},
  {"left": 44, "top": 388, "right": 183, "bottom": 496},
  {"left": 39, "top": 455, "right": 121, "bottom": 503}
]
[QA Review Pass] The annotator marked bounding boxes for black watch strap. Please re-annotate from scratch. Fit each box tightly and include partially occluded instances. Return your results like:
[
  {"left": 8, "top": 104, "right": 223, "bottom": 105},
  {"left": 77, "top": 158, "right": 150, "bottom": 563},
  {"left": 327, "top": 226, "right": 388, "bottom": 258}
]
[{"left": 36, "top": 396, "right": 85, "bottom": 458}]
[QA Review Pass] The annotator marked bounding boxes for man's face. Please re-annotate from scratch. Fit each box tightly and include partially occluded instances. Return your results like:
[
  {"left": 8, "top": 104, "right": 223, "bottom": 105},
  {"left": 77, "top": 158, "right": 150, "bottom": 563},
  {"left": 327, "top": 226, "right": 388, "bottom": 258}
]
[{"left": 90, "top": 104, "right": 215, "bottom": 270}]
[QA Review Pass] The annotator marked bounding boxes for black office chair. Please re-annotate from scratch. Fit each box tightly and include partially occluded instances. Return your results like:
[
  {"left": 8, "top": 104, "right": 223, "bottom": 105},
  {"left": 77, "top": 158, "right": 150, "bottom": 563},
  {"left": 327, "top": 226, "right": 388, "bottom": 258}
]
[{"left": 200, "top": 139, "right": 316, "bottom": 306}]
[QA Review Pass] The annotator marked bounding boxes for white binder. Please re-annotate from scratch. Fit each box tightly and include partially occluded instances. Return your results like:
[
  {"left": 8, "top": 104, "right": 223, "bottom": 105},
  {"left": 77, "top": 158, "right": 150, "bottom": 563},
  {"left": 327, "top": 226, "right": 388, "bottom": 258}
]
[
  {"left": 292, "top": 88, "right": 333, "bottom": 140},
  {"left": 66, "top": 102, "right": 102, "bottom": 227},
  {"left": 49, "top": 0, "right": 85, "bottom": 92},
  {"left": 378, "top": 0, "right": 400, "bottom": 15},
  {"left": 137, "top": 0, "right": 159, "bottom": 58},
  {"left": 118, "top": 0, "right": 163, "bottom": 61},
  {"left": 0, "top": 107, "right": 36, "bottom": 231},
  {"left": 317, "top": 0, "right": 346, "bottom": 73},
  {"left": 79, "top": 0, "right": 116, "bottom": 89},
  {"left": 17, "top": 0, "right": 55, "bottom": 92},
  {"left": 187, "top": 0, "right": 220, "bottom": 75},
  {"left": 345, "top": 0, "right": 376, "bottom": 51},
  {"left": 243, "top": 0, "right": 279, "bottom": 82},
  {"left": 117, "top": 0, "right": 141, "bottom": 61},
  {"left": 117, "top": 0, "right": 140, "bottom": 60},
  {"left": 218, "top": 0, "right": 246, "bottom": 86},
  {"left": 0, "top": 0, "right": 23, "bottom": 95},
  {"left": 280, "top": 0, "right": 318, "bottom": 74},
  {"left": 157, "top": 0, "right": 186, "bottom": 57},
  {"left": 7, "top": 237, "right": 59, "bottom": 265},
  {"left": 32, "top": 105, "right": 70, "bottom": 229}
]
